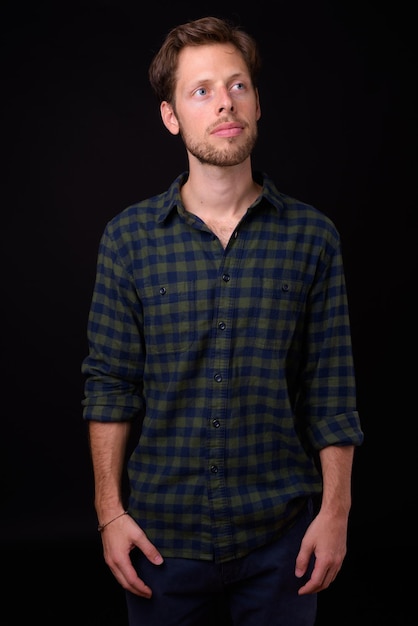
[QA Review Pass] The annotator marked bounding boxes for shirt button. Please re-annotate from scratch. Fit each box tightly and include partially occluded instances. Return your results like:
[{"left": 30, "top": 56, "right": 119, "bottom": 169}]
[
  {"left": 159, "top": 287, "right": 166, "bottom": 295},
  {"left": 214, "top": 373, "right": 222, "bottom": 383},
  {"left": 218, "top": 322, "right": 226, "bottom": 330},
  {"left": 222, "top": 273, "right": 230, "bottom": 282},
  {"left": 210, "top": 465, "right": 218, "bottom": 474},
  {"left": 281, "top": 283, "right": 289, "bottom": 292},
  {"left": 212, "top": 419, "right": 220, "bottom": 428}
]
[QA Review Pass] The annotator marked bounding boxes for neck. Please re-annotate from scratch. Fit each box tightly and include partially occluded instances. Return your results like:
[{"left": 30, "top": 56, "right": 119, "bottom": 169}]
[{"left": 181, "top": 159, "right": 261, "bottom": 220}]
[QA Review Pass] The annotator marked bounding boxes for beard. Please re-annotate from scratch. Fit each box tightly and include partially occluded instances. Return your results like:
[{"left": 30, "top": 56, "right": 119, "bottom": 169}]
[{"left": 179, "top": 122, "right": 258, "bottom": 167}]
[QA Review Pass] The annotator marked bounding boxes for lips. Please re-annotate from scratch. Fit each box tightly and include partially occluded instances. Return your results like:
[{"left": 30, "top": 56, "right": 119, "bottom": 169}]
[{"left": 211, "top": 122, "right": 244, "bottom": 137}]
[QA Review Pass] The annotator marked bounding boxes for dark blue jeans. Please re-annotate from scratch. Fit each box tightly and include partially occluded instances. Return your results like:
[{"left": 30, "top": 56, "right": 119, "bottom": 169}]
[{"left": 126, "top": 501, "right": 317, "bottom": 626}]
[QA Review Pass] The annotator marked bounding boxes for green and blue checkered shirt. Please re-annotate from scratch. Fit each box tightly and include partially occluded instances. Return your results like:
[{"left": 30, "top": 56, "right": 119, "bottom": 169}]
[{"left": 82, "top": 171, "right": 363, "bottom": 563}]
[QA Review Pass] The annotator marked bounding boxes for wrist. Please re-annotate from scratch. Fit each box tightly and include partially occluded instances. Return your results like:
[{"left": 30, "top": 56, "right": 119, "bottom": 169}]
[{"left": 97, "top": 510, "right": 129, "bottom": 532}]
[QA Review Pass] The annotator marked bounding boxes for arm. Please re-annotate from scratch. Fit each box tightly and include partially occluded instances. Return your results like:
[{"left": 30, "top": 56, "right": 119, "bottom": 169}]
[
  {"left": 89, "top": 420, "right": 130, "bottom": 519},
  {"left": 89, "top": 421, "right": 164, "bottom": 598},
  {"left": 295, "top": 444, "right": 355, "bottom": 595}
]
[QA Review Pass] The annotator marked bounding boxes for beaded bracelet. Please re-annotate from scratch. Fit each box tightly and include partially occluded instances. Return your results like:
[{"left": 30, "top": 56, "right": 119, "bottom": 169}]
[{"left": 97, "top": 510, "right": 128, "bottom": 532}]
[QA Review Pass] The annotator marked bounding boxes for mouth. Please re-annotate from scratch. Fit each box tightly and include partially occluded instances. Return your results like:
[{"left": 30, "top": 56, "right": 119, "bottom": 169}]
[{"left": 210, "top": 122, "right": 244, "bottom": 138}]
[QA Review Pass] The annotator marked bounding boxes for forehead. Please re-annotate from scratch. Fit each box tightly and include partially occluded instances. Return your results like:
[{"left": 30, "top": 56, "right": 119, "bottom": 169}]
[{"left": 176, "top": 43, "right": 248, "bottom": 83}]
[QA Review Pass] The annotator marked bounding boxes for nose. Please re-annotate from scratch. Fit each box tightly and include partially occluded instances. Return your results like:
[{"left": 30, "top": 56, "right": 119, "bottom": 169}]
[{"left": 217, "top": 87, "right": 234, "bottom": 113}]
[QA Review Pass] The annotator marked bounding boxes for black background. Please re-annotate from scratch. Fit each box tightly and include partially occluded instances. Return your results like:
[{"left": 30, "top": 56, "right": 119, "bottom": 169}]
[{"left": 1, "top": 0, "right": 417, "bottom": 624}]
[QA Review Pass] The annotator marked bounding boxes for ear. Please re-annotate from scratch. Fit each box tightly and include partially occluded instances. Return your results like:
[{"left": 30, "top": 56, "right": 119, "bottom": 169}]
[
  {"left": 255, "top": 88, "right": 261, "bottom": 121},
  {"left": 160, "top": 101, "right": 180, "bottom": 135}
]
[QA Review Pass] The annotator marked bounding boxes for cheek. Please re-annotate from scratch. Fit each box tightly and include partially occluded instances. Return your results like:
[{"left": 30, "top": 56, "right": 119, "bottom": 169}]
[{"left": 178, "top": 113, "right": 205, "bottom": 137}]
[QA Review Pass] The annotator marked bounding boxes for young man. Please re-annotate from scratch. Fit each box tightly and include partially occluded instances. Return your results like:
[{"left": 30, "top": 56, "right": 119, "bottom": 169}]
[{"left": 82, "top": 16, "right": 364, "bottom": 626}]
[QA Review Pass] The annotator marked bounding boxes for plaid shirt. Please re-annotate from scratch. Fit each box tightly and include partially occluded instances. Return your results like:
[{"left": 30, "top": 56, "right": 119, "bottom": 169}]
[{"left": 82, "top": 171, "right": 363, "bottom": 563}]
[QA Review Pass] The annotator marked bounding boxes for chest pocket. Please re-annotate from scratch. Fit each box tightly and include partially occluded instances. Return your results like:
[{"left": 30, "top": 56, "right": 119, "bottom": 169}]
[
  {"left": 141, "top": 281, "right": 202, "bottom": 354},
  {"left": 242, "top": 277, "right": 308, "bottom": 350}
]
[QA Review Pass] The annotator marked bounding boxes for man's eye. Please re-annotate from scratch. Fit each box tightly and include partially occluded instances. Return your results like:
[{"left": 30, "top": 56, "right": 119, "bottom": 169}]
[{"left": 196, "top": 87, "right": 207, "bottom": 96}]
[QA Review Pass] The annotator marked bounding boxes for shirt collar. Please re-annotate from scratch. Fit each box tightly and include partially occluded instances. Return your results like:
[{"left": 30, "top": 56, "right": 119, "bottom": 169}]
[{"left": 156, "top": 171, "right": 284, "bottom": 224}]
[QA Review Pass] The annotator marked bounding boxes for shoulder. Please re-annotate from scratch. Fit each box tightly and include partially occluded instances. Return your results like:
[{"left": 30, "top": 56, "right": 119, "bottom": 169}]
[
  {"left": 104, "top": 172, "right": 187, "bottom": 238},
  {"left": 259, "top": 172, "right": 340, "bottom": 243}
]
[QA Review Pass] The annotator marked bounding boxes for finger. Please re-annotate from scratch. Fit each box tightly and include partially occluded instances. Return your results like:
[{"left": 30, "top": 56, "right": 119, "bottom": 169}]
[
  {"left": 135, "top": 528, "right": 164, "bottom": 565},
  {"left": 110, "top": 559, "right": 154, "bottom": 598}
]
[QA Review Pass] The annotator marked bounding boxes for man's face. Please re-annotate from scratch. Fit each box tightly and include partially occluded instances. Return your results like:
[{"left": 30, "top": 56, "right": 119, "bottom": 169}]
[{"left": 161, "top": 43, "right": 261, "bottom": 167}]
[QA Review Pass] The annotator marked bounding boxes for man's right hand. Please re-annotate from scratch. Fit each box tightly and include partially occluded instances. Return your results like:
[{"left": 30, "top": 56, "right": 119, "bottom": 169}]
[{"left": 100, "top": 513, "right": 164, "bottom": 598}]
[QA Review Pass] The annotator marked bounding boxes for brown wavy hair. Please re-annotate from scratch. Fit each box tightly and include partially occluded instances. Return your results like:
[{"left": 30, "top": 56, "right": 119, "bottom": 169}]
[{"left": 148, "top": 16, "right": 262, "bottom": 105}]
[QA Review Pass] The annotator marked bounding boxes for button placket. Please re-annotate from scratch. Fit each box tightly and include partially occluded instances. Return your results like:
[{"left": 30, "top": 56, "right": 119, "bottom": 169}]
[{"left": 206, "top": 237, "right": 247, "bottom": 560}]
